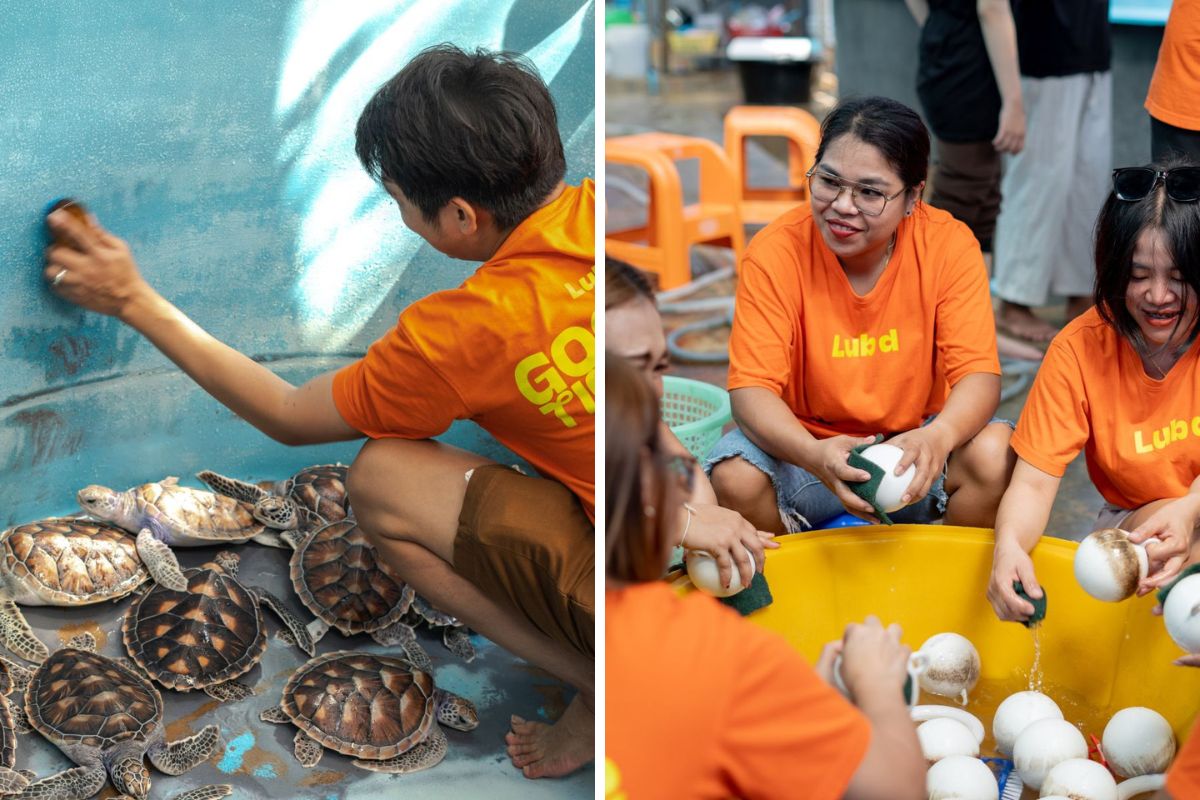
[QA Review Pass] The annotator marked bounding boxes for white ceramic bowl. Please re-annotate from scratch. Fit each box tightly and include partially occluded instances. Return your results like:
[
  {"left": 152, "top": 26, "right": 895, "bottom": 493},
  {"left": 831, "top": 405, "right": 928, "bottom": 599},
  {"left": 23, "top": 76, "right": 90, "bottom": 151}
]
[
  {"left": 1073, "top": 528, "right": 1148, "bottom": 602},
  {"left": 1102, "top": 707, "right": 1175, "bottom": 778},
  {"left": 685, "top": 545, "right": 756, "bottom": 598},
  {"left": 1012, "top": 717, "right": 1087, "bottom": 791},
  {"left": 918, "top": 717, "right": 980, "bottom": 762},
  {"left": 917, "top": 632, "right": 981, "bottom": 700},
  {"left": 1163, "top": 573, "right": 1200, "bottom": 653},
  {"left": 992, "top": 690, "right": 1063, "bottom": 756},
  {"left": 1040, "top": 758, "right": 1117, "bottom": 800},
  {"left": 857, "top": 443, "right": 916, "bottom": 512},
  {"left": 926, "top": 755, "right": 998, "bottom": 800}
]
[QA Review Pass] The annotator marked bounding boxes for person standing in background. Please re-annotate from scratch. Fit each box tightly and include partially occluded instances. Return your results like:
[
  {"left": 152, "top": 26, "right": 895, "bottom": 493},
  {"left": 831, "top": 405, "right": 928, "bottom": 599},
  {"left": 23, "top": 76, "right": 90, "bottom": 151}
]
[
  {"left": 1147, "top": 1, "right": 1200, "bottom": 162},
  {"left": 907, "top": 0, "right": 1025, "bottom": 254},
  {"left": 991, "top": 0, "right": 1110, "bottom": 343}
]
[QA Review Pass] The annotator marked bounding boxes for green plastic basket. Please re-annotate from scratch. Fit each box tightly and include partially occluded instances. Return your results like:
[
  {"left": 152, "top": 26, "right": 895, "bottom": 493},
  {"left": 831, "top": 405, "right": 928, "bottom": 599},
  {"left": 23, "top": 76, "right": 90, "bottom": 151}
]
[{"left": 661, "top": 375, "right": 732, "bottom": 460}]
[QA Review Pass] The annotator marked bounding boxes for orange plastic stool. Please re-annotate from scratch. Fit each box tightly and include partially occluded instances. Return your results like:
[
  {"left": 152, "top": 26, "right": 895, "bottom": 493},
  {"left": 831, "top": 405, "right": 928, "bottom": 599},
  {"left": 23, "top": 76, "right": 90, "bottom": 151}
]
[
  {"left": 723, "top": 105, "right": 821, "bottom": 225},
  {"left": 605, "top": 132, "right": 745, "bottom": 290}
]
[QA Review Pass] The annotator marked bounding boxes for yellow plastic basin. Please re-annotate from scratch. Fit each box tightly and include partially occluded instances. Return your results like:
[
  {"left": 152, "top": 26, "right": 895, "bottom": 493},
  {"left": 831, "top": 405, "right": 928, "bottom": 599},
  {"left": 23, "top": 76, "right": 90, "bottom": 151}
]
[{"left": 673, "top": 525, "right": 1200, "bottom": 743}]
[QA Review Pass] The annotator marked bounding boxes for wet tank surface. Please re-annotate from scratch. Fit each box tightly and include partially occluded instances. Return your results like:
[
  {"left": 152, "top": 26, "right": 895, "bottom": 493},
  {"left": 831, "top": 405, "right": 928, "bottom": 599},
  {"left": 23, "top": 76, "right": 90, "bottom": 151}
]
[{"left": 12, "top": 480, "right": 592, "bottom": 799}]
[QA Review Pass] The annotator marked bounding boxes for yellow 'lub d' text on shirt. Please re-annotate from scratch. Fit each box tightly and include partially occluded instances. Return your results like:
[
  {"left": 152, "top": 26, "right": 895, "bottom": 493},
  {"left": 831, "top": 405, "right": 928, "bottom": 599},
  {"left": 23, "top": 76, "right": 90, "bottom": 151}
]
[
  {"left": 728, "top": 203, "right": 999, "bottom": 438},
  {"left": 1014, "top": 307, "right": 1200, "bottom": 510}
]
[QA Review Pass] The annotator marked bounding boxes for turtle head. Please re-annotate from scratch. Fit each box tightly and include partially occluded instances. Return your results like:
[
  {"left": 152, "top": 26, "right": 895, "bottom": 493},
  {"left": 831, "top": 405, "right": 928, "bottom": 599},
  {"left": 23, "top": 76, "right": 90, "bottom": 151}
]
[
  {"left": 111, "top": 756, "right": 150, "bottom": 799},
  {"left": 254, "top": 496, "right": 298, "bottom": 529},
  {"left": 77, "top": 485, "right": 122, "bottom": 522},
  {"left": 436, "top": 692, "right": 479, "bottom": 732},
  {"left": 213, "top": 551, "right": 240, "bottom": 576}
]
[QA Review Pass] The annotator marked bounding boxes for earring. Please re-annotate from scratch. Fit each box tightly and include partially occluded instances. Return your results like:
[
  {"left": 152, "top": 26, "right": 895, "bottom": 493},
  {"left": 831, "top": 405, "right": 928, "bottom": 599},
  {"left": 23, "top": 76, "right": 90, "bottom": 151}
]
[{"left": 644, "top": 505, "right": 656, "bottom": 518}]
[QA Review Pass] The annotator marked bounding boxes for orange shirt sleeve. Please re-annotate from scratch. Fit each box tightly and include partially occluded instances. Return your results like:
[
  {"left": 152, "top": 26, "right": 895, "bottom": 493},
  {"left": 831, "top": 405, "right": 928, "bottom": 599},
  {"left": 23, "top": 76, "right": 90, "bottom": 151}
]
[
  {"left": 728, "top": 252, "right": 800, "bottom": 396},
  {"left": 1011, "top": 338, "right": 1090, "bottom": 477},
  {"left": 935, "top": 233, "right": 1001, "bottom": 385},
  {"left": 332, "top": 312, "right": 470, "bottom": 440},
  {"left": 718, "top": 618, "right": 872, "bottom": 800},
  {"left": 1168, "top": 717, "right": 1200, "bottom": 799}
]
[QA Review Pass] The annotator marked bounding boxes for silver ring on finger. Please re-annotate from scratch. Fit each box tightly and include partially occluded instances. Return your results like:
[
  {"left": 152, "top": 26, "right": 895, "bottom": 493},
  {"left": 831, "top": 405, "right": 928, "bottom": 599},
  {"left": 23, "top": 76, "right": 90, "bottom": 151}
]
[{"left": 51, "top": 268, "right": 68, "bottom": 287}]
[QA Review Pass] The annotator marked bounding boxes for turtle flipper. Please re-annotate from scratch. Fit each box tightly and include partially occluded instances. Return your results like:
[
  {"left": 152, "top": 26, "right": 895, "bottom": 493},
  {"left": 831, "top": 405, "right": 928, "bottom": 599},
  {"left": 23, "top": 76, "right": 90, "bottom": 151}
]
[
  {"left": 260, "top": 706, "right": 290, "bottom": 724},
  {"left": 250, "top": 531, "right": 289, "bottom": 549},
  {"left": 13, "top": 766, "right": 106, "bottom": 800},
  {"left": 352, "top": 725, "right": 447, "bottom": 773},
  {"left": 167, "top": 786, "right": 233, "bottom": 800},
  {"left": 148, "top": 724, "right": 220, "bottom": 775},
  {"left": 203, "top": 681, "right": 252, "bottom": 703},
  {"left": 0, "top": 766, "right": 30, "bottom": 794},
  {"left": 371, "top": 622, "right": 433, "bottom": 672},
  {"left": 0, "top": 657, "right": 32, "bottom": 692},
  {"left": 0, "top": 601, "right": 47, "bottom": 664},
  {"left": 252, "top": 588, "right": 315, "bottom": 656},
  {"left": 443, "top": 627, "right": 476, "bottom": 663},
  {"left": 195, "top": 471, "right": 268, "bottom": 505},
  {"left": 135, "top": 529, "right": 189, "bottom": 592},
  {"left": 10, "top": 706, "right": 30, "bottom": 735},
  {"left": 293, "top": 729, "right": 323, "bottom": 768}
]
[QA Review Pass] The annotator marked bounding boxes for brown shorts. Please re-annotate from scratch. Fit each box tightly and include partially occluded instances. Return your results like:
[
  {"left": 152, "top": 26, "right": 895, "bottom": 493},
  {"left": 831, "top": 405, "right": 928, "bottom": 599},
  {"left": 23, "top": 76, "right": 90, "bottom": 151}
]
[
  {"left": 929, "top": 137, "right": 1002, "bottom": 252},
  {"left": 454, "top": 464, "right": 594, "bottom": 657}
]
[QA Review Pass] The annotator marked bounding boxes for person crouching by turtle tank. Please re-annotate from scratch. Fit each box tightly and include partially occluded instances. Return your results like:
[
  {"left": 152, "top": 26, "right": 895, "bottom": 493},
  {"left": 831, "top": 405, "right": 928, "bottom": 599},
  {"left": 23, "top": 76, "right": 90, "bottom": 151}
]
[
  {"left": 42, "top": 44, "right": 594, "bottom": 779},
  {"left": 605, "top": 356, "right": 926, "bottom": 800},
  {"left": 606, "top": 256, "right": 779, "bottom": 592},
  {"left": 989, "top": 159, "right": 1200, "bottom": 624},
  {"left": 707, "top": 96, "right": 1015, "bottom": 533}
]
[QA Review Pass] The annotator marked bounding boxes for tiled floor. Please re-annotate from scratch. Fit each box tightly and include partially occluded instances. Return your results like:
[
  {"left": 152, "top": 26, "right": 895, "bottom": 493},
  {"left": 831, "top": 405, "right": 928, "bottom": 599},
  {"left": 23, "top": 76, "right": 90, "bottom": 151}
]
[{"left": 606, "top": 68, "right": 1103, "bottom": 541}]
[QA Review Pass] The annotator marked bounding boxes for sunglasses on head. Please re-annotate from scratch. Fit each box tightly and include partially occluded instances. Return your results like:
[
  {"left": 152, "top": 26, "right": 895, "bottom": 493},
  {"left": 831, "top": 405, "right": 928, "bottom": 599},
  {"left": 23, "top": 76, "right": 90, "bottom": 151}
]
[{"left": 1113, "top": 167, "right": 1200, "bottom": 203}]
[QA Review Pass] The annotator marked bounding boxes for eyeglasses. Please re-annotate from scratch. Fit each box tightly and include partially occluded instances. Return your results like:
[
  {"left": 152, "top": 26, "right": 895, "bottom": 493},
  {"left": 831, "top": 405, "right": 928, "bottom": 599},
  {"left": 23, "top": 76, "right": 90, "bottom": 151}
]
[
  {"left": 806, "top": 168, "right": 907, "bottom": 217},
  {"left": 664, "top": 453, "right": 698, "bottom": 494},
  {"left": 1113, "top": 167, "right": 1200, "bottom": 203}
]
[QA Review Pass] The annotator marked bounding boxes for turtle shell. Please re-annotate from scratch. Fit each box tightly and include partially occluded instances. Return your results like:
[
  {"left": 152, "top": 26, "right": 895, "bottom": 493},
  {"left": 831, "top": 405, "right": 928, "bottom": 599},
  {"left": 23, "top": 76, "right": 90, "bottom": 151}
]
[
  {"left": 122, "top": 561, "right": 266, "bottom": 691},
  {"left": 0, "top": 698, "right": 14, "bottom": 771},
  {"left": 281, "top": 651, "right": 434, "bottom": 760},
  {"left": 283, "top": 464, "right": 350, "bottom": 529},
  {"left": 1, "top": 518, "right": 148, "bottom": 604},
  {"left": 136, "top": 481, "right": 265, "bottom": 541},
  {"left": 26, "top": 648, "right": 162, "bottom": 747},
  {"left": 290, "top": 519, "right": 414, "bottom": 636},
  {"left": 411, "top": 594, "right": 461, "bottom": 628}
]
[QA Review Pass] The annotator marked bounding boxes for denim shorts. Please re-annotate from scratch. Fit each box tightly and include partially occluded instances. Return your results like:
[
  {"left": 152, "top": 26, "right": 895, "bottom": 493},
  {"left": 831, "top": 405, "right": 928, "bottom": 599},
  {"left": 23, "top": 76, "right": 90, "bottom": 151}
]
[{"left": 704, "top": 418, "right": 1014, "bottom": 533}]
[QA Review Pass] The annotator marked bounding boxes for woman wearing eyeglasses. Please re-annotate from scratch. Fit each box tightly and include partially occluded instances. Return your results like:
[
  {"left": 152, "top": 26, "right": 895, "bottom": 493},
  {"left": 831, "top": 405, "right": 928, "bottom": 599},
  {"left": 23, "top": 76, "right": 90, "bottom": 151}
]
[
  {"left": 708, "top": 95, "right": 1014, "bottom": 534},
  {"left": 988, "top": 161, "right": 1200, "bottom": 623},
  {"left": 605, "top": 355, "right": 925, "bottom": 800}
]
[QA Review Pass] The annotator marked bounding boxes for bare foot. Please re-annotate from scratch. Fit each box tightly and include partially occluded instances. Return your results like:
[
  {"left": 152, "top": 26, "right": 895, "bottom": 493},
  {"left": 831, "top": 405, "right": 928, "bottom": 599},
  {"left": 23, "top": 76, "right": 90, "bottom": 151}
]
[
  {"left": 504, "top": 693, "right": 594, "bottom": 779},
  {"left": 1065, "top": 295, "right": 1093, "bottom": 321},
  {"left": 997, "top": 301, "right": 1057, "bottom": 343}
]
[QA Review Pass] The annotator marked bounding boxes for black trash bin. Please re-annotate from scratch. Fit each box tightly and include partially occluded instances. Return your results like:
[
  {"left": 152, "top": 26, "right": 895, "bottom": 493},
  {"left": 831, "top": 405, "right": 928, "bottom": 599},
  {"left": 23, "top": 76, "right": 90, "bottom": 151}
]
[{"left": 726, "top": 36, "right": 820, "bottom": 105}]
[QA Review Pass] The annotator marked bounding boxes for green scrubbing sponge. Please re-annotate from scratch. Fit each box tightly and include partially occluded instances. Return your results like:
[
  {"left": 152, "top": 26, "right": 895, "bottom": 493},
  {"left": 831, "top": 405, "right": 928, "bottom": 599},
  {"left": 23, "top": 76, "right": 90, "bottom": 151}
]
[
  {"left": 718, "top": 571, "right": 774, "bottom": 616},
  {"left": 845, "top": 436, "right": 895, "bottom": 525},
  {"left": 1013, "top": 581, "right": 1047, "bottom": 628}
]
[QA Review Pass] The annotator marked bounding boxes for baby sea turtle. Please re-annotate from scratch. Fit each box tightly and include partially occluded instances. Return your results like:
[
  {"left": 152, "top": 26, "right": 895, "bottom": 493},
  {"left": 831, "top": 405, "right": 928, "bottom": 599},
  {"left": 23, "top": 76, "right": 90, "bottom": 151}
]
[
  {"left": 0, "top": 518, "right": 149, "bottom": 663},
  {"left": 408, "top": 594, "right": 475, "bottom": 663},
  {"left": 197, "top": 463, "right": 350, "bottom": 534},
  {"left": 287, "top": 518, "right": 416, "bottom": 646},
  {"left": 20, "top": 632, "right": 220, "bottom": 800},
  {"left": 260, "top": 648, "right": 478, "bottom": 773},
  {"left": 122, "top": 551, "right": 314, "bottom": 702},
  {"left": 77, "top": 477, "right": 285, "bottom": 593},
  {"left": 0, "top": 660, "right": 32, "bottom": 796}
]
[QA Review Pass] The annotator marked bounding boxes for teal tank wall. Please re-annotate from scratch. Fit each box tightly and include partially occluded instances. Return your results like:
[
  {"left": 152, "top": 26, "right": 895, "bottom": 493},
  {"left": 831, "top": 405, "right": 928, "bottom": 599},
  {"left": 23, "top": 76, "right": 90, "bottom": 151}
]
[{"left": 0, "top": 1, "right": 595, "bottom": 523}]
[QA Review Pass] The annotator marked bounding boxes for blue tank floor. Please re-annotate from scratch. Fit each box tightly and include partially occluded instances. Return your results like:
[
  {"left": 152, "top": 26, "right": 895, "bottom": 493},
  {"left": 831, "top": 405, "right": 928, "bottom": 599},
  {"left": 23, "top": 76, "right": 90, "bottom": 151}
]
[{"left": 14, "top": 528, "right": 593, "bottom": 799}]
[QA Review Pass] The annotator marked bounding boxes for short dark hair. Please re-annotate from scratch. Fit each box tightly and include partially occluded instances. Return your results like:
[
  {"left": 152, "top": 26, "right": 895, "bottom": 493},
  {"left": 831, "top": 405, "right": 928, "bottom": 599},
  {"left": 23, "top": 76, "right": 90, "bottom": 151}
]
[
  {"left": 815, "top": 96, "right": 929, "bottom": 190},
  {"left": 355, "top": 43, "right": 566, "bottom": 230},
  {"left": 1094, "top": 157, "right": 1200, "bottom": 344},
  {"left": 604, "top": 257, "right": 655, "bottom": 310}
]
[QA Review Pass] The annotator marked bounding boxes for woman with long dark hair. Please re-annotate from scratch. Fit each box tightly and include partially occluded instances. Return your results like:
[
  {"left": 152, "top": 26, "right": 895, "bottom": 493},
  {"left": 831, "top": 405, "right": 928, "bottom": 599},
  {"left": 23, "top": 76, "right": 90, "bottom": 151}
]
[
  {"left": 708, "top": 96, "right": 1014, "bottom": 534},
  {"left": 989, "top": 159, "right": 1200, "bottom": 624},
  {"left": 605, "top": 356, "right": 924, "bottom": 800}
]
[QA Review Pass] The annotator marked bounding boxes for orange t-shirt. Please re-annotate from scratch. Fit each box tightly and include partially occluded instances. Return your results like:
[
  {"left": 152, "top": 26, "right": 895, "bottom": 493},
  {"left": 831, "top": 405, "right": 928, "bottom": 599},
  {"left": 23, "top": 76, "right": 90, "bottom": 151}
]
[
  {"left": 1168, "top": 716, "right": 1200, "bottom": 798},
  {"left": 1146, "top": 4, "right": 1200, "bottom": 131},
  {"left": 1012, "top": 308, "right": 1200, "bottom": 510},
  {"left": 728, "top": 203, "right": 1000, "bottom": 439},
  {"left": 606, "top": 582, "right": 871, "bottom": 800},
  {"left": 332, "top": 180, "right": 596, "bottom": 518}
]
